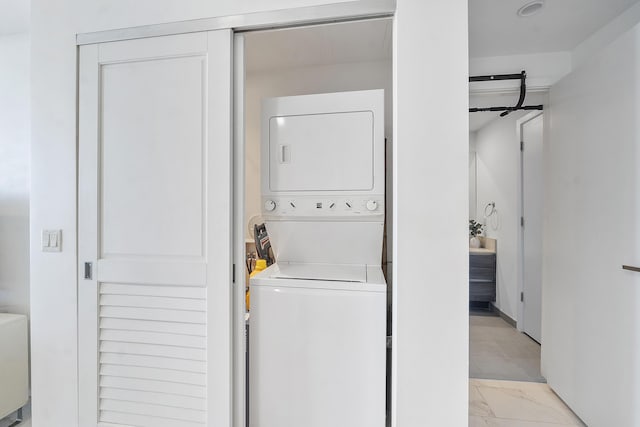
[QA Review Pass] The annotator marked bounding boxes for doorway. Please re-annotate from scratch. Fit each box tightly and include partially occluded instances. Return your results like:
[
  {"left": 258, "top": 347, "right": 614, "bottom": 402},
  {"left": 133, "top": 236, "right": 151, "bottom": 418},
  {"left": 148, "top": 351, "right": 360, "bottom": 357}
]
[
  {"left": 234, "top": 19, "right": 393, "bottom": 427},
  {"left": 468, "top": 91, "right": 546, "bottom": 383}
]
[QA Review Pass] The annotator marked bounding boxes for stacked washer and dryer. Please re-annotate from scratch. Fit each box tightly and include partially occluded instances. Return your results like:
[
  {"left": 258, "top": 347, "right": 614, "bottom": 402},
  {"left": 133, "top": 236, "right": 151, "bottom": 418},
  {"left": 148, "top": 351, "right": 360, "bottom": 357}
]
[{"left": 249, "top": 89, "right": 387, "bottom": 427}]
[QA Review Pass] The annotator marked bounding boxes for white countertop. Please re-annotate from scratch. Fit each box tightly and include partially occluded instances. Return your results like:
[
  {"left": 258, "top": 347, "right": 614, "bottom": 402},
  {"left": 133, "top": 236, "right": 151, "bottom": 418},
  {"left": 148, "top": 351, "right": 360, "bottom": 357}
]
[{"left": 469, "top": 247, "right": 496, "bottom": 255}]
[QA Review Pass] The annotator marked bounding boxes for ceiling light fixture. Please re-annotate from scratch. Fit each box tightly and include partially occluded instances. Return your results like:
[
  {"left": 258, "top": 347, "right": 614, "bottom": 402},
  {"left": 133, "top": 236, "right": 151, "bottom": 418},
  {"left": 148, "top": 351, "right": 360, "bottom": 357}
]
[{"left": 517, "top": 0, "right": 544, "bottom": 17}]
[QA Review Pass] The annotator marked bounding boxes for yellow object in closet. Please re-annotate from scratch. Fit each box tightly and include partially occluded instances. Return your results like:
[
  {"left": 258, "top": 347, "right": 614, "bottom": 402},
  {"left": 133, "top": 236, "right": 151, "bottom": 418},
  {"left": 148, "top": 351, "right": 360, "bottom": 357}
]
[{"left": 246, "top": 259, "right": 267, "bottom": 311}]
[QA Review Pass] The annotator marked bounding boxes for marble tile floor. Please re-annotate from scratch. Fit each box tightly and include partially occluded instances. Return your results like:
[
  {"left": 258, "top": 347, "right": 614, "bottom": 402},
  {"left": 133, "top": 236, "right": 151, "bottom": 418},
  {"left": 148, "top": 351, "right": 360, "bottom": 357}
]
[
  {"left": 470, "top": 379, "right": 585, "bottom": 427},
  {"left": 470, "top": 314, "right": 544, "bottom": 382},
  {"left": 1, "top": 383, "right": 585, "bottom": 427}
]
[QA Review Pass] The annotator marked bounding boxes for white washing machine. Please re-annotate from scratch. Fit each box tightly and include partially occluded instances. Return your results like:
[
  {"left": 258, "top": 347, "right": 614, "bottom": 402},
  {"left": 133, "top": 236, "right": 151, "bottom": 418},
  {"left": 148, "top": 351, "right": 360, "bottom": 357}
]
[{"left": 250, "top": 90, "right": 386, "bottom": 427}]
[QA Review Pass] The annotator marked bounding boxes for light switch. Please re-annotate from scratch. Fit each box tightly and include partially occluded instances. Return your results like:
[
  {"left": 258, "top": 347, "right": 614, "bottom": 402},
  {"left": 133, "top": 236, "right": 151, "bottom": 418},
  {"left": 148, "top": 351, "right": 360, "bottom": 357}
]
[{"left": 42, "top": 230, "right": 62, "bottom": 252}]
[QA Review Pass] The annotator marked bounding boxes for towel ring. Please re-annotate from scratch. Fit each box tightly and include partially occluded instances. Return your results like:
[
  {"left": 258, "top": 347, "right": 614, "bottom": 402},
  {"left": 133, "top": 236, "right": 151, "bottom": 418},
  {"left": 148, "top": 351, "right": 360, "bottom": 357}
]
[{"left": 484, "top": 202, "right": 496, "bottom": 217}]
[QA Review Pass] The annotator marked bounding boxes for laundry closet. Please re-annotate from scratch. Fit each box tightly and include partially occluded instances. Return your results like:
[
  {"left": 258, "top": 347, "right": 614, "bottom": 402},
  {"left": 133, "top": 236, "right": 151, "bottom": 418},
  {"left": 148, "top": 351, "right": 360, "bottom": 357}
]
[
  {"left": 241, "top": 21, "right": 393, "bottom": 280},
  {"left": 240, "top": 20, "right": 393, "bottom": 427},
  {"left": 76, "top": 15, "right": 393, "bottom": 427}
]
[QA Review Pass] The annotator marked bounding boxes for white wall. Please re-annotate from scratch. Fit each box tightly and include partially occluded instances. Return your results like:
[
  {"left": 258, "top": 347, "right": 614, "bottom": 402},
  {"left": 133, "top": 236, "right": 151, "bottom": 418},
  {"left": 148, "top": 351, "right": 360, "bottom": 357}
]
[
  {"left": 393, "top": 1, "right": 468, "bottom": 426},
  {"left": 469, "top": 131, "right": 477, "bottom": 220},
  {"left": 0, "top": 33, "right": 30, "bottom": 317},
  {"left": 572, "top": 1, "right": 640, "bottom": 70},
  {"left": 31, "top": 1, "right": 469, "bottom": 426},
  {"left": 474, "top": 112, "right": 527, "bottom": 320},
  {"left": 543, "top": 20, "right": 640, "bottom": 427},
  {"left": 469, "top": 51, "right": 571, "bottom": 93}
]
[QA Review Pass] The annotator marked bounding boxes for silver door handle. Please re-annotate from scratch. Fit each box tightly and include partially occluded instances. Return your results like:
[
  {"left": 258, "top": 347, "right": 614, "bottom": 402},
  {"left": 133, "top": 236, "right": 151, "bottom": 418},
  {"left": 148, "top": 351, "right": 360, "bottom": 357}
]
[
  {"left": 622, "top": 265, "right": 640, "bottom": 273},
  {"left": 84, "top": 262, "right": 93, "bottom": 280}
]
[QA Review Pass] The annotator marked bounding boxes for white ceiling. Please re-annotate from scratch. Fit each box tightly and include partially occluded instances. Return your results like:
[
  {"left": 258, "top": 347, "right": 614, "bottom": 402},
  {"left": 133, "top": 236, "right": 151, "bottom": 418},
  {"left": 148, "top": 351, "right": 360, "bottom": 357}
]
[
  {"left": 245, "top": 19, "right": 392, "bottom": 73},
  {"left": 3, "top": 2, "right": 638, "bottom": 57},
  {"left": 469, "top": 0, "right": 640, "bottom": 131},
  {"left": 0, "top": 0, "right": 29, "bottom": 35},
  {"left": 4, "top": 1, "right": 633, "bottom": 129},
  {"left": 469, "top": 0, "right": 640, "bottom": 58}
]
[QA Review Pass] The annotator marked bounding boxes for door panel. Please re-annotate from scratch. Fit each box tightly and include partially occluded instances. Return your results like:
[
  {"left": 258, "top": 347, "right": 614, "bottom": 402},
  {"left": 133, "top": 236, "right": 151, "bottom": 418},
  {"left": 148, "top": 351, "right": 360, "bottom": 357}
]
[
  {"left": 79, "top": 30, "right": 232, "bottom": 427},
  {"left": 100, "top": 55, "right": 206, "bottom": 258},
  {"left": 521, "top": 114, "right": 543, "bottom": 342}
]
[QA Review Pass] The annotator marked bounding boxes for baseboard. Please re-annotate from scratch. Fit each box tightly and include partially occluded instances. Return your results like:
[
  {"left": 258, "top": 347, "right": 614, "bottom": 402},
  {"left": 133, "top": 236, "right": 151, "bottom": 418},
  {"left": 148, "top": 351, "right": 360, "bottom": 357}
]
[{"left": 491, "top": 303, "right": 517, "bottom": 328}]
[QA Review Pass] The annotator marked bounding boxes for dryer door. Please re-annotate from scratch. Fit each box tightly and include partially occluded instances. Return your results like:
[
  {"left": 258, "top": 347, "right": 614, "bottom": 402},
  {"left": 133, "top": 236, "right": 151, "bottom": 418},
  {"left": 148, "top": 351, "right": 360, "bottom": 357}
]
[{"left": 268, "top": 111, "right": 374, "bottom": 192}]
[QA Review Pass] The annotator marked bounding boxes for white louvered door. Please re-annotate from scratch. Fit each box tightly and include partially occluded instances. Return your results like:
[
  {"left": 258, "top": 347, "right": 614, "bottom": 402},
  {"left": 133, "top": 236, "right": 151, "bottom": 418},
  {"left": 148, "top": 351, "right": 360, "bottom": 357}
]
[{"left": 78, "top": 31, "right": 232, "bottom": 427}]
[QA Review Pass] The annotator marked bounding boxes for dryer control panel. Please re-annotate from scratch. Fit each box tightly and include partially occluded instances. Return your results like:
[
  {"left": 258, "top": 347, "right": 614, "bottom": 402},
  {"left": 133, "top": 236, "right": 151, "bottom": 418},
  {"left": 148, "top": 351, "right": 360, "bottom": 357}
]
[{"left": 262, "top": 195, "right": 384, "bottom": 220}]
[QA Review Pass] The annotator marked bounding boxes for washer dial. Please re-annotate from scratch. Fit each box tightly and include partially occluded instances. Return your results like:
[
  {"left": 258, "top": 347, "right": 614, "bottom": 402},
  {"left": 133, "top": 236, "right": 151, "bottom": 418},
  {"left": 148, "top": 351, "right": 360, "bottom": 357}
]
[{"left": 264, "top": 200, "right": 276, "bottom": 212}]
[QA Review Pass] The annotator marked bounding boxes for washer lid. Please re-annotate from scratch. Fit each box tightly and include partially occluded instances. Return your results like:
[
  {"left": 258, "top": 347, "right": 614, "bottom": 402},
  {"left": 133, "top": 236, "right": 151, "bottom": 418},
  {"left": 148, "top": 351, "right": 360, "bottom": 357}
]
[{"left": 270, "top": 263, "right": 367, "bottom": 283}]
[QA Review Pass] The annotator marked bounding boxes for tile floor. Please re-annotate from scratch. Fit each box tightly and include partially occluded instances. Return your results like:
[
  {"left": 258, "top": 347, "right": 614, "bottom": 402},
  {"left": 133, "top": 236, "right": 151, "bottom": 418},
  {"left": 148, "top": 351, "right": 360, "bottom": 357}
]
[
  {"left": 470, "top": 314, "right": 544, "bottom": 382},
  {"left": 470, "top": 379, "right": 585, "bottom": 426},
  {"left": 0, "top": 316, "right": 573, "bottom": 427},
  {"left": 0, "top": 382, "right": 584, "bottom": 427},
  {"left": 468, "top": 314, "right": 586, "bottom": 425}
]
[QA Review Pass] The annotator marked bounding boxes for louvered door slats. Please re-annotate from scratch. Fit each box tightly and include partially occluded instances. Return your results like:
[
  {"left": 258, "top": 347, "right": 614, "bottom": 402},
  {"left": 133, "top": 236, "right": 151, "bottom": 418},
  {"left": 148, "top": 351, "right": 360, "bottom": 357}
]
[{"left": 98, "top": 283, "right": 207, "bottom": 426}]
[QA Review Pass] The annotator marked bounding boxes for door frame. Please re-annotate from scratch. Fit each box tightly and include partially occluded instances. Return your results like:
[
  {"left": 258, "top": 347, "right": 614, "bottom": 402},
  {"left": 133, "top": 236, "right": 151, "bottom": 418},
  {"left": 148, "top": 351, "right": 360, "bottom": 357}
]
[
  {"left": 76, "top": 4, "right": 396, "bottom": 427},
  {"left": 516, "top": 111, "right": 544, "bottom": 336},
  {"left": 469, "top": 88, "right": 548, "bottom": 328},
  {"left": 232, "top": 17, "right": 393, "bottom": 427},
  {"left": 75, "top": 1, "right": 396, "bottom": 46},
  {"left": 232, "top": 32, "right": 246, "bottom": 427}
]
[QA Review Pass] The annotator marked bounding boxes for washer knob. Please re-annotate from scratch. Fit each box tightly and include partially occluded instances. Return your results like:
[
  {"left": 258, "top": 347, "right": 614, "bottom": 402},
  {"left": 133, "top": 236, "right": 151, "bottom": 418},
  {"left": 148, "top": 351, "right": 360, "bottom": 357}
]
[
  {"left": 264, "top": 200, "right": 276, "bottom": 212},
  {"left": 366, "top": 200, "right": 378, "bottom": 211}
]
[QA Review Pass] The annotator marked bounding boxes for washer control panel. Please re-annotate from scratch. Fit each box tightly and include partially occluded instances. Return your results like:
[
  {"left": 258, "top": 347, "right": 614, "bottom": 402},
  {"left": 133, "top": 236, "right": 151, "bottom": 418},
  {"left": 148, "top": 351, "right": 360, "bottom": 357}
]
[{"left": 262, "top": 195, "right": 384, "bottom": 218}]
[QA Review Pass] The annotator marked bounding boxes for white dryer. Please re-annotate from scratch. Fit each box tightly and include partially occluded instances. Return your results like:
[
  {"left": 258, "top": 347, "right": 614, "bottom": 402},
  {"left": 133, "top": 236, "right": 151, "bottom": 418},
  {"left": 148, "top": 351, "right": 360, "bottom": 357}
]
[{"left": 250, "top": 90, "right": 386, "bottom": 427}]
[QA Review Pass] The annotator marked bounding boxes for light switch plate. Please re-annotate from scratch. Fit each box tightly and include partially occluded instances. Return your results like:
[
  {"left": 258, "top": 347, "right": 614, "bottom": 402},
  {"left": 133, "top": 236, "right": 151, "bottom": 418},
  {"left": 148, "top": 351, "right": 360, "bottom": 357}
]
[{"left": 42, "top": 229, "right": 62, "bottom": 252}]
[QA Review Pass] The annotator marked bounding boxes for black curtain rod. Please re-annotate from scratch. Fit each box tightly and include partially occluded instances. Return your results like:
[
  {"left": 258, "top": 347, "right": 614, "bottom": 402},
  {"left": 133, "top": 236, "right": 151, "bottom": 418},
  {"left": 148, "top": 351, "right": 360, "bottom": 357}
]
[{"left": 469, "top": 70, "right": 543, "bottom": 116}]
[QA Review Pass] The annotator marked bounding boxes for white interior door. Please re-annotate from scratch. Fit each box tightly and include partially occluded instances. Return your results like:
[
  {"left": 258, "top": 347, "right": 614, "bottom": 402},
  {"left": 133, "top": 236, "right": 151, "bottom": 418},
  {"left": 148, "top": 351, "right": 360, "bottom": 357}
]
[
  {"left": 78, "top": 30, "right": 232, "bottom": 427},
  {"left": 521, "top": 114, "right": 543, "bottom": 343}
]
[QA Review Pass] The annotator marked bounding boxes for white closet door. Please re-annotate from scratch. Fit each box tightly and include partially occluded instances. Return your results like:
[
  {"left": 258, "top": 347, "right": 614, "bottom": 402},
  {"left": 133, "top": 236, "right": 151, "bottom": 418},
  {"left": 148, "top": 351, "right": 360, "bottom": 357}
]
[
  {"left": 78, "top": 31, "right": 232, "bottom": 427},
  {"left": 521, "top": 113, "right": 543, "bottom": 343}
]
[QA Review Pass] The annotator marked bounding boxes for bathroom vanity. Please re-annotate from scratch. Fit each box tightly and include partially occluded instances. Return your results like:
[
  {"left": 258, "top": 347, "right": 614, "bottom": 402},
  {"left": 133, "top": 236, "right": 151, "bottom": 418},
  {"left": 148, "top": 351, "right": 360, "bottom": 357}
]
[{"left": 469, "top": 237, "right": 496, "bottom": 304}]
